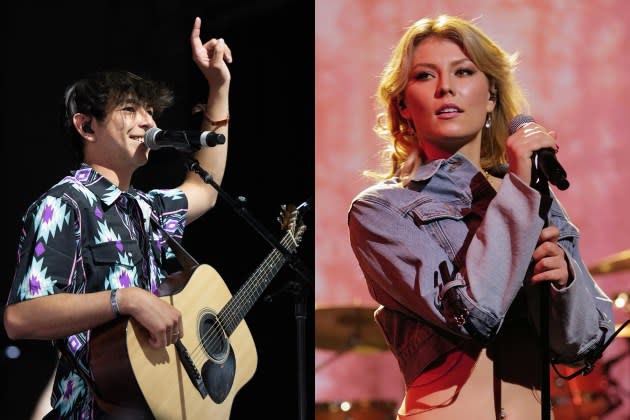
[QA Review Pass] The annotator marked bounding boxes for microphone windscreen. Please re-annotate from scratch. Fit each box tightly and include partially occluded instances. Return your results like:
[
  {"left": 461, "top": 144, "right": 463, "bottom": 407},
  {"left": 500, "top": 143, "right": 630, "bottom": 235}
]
[
  {"left": 508, "top": 114, "right": 535, "bottom": 134},
  {"left": 144, "top": 127, "right": 161, "bottom": 145}
]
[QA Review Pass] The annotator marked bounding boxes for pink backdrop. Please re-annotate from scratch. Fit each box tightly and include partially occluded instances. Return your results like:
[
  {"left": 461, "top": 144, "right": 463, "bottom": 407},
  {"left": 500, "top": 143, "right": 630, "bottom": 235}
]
[{"left": 315, "top": 1, "right": 630, "bottom": 419}]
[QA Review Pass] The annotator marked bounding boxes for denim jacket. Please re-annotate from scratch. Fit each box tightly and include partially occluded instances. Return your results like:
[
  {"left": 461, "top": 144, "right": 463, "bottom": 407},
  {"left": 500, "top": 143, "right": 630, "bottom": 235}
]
[{"left": 348, "top": 153, "right": 614, "bottom": 385}]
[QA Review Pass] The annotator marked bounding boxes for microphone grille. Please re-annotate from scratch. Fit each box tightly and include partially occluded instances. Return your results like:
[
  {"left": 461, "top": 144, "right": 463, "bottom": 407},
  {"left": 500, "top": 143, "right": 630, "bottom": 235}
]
[
  {"left": 509, "top": 114, "right": 535, "bottom": 134},
  {"left": 144, "top": 127, "right": 161, "bottom": 147}
]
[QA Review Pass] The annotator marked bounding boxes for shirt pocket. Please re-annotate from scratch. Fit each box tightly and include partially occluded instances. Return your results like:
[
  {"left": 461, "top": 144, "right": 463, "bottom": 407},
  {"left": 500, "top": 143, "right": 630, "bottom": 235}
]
[
  {"left": 87, "top": 240, "right": 144, "bottom": 290},
  {"left": 409, "top": 200, "right": 474, "bottom": 266}
]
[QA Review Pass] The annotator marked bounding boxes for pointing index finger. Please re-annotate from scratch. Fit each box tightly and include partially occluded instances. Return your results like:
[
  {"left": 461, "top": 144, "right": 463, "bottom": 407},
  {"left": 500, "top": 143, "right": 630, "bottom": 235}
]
[{"left": 190, "top": 16, "right": 202, "bottom": 47}]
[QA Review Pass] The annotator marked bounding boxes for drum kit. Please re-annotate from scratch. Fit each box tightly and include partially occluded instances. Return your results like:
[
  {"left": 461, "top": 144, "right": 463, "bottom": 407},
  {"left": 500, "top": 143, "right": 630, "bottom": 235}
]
[
  {"left": 315, "top": 249, "right": 630, "bottom": 420},
  {"left": 550, "top": 249, "right": 630, "bottom": 419},
  {"left": 315, "top": 304, "right": 396, "bottom": 420}
]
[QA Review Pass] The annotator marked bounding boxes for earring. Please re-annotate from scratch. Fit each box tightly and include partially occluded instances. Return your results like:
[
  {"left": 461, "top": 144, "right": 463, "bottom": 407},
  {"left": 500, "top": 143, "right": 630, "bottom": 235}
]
[{"left": 485, "top": 114, "right": 492, "bottom": 128}]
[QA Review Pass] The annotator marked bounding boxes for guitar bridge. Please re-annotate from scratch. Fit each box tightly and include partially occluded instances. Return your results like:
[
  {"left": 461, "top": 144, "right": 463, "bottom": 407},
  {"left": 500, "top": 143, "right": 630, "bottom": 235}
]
[{"left": 175, "top": 340, "right": 208, "bottom": 398}]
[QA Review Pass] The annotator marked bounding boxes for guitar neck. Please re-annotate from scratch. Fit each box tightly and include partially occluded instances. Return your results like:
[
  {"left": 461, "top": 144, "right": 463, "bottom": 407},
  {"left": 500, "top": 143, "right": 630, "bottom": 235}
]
[{"left": 219, "top": 232, "right": 295, "bottom": 336}]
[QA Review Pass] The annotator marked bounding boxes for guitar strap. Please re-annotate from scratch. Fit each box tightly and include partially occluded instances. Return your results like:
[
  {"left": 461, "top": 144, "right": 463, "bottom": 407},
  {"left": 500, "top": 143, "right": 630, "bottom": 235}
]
[{"left": 150, "top": 215, "right": 199, "bottom": 271}]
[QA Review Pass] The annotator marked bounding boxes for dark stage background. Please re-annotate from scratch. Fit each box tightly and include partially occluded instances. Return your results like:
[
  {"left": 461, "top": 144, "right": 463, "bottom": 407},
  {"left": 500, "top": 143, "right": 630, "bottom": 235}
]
[{"left": 1, "top": 1, "right": 314, "bottom": 419}]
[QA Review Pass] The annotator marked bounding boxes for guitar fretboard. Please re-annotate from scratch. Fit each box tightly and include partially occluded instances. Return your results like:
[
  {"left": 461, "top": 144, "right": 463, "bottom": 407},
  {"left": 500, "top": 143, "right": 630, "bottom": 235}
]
[{"left": 219, "top": 229, "right": 301, "bottom": 336}]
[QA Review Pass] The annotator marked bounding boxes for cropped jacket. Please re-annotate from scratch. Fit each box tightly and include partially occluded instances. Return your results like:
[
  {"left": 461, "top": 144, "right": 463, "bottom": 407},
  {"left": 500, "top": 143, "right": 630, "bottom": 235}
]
[{"left": 348, "top": 153, "right": 614, "bottom": 385}]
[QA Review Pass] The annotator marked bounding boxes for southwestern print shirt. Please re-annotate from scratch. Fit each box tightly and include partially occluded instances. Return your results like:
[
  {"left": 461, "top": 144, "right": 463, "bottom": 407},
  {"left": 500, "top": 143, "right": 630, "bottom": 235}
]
[{"left": 7, "top": 164, "right": 188, "bottom": 419}]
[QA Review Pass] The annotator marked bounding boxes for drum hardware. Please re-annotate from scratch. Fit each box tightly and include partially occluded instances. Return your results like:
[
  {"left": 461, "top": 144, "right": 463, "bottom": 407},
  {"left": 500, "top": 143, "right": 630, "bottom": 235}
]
[
  {"left": 588, "top": 249, "right": 630, "bottom": 275},
  {"left": 315, "top": 399, "right": 397, "bottom": 420},
  {"left": 551, "top": 319, "right": 630, "bottom": 419},
  {"left": 315, "top": 305, "right": 387, "bottom": 353},
  {"left": 616, "top": 321, "right": 630, "bottom": 339},
  {"left": 550, "top": 363, "right": 614, "bottom": 420},
  {"left": 315, "top": 305, "right": 397, "bottom": 418}
]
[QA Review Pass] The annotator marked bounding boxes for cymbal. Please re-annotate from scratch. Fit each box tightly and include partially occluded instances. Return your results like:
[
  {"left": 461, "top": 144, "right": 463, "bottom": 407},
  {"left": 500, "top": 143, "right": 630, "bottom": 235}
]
[
  {"left": 315, "top": 305, "right": 388, "bottom": 352},
  {"left": 588, "top": 249, "right": 630, "bottom": 275}
]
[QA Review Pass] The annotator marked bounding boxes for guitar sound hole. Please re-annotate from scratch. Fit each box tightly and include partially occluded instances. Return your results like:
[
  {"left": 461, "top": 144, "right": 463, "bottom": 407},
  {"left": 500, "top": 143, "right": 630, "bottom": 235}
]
[{"left": 199, "top": 312, "right": 230, "bottom": 363}]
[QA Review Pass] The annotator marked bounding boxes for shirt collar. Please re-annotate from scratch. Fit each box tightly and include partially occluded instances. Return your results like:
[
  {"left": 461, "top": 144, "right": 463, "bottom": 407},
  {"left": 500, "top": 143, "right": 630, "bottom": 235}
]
[{"left": 72, "top": 163, "right": 139, "bottom": 207}]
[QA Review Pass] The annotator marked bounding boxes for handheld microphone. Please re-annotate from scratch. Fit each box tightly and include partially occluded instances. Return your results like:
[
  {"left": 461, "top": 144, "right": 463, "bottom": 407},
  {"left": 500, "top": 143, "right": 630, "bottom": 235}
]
[
  {"left": 508, "top": 114, "right": 569, "bottom": 190},
  {"left": 144, "top": 127, "right": 226, "bottom": 152}
]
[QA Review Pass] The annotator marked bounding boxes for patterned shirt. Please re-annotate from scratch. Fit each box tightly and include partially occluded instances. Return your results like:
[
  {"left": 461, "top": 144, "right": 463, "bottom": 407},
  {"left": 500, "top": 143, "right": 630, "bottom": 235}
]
[{"left": 7, "top": 164, "right": 188, "bottom": 419}]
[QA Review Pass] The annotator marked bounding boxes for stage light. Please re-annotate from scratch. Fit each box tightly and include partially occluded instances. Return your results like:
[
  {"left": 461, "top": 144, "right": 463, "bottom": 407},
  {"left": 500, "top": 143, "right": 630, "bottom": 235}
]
[{"left": 613, "top": 291, "right": 629, "bottom": 311}]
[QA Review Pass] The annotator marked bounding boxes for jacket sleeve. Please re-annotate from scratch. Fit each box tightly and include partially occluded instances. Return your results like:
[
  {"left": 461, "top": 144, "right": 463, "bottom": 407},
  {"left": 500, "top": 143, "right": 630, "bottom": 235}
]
[{"left": 525, "top": 193, "right": 615, "bottom": 363}]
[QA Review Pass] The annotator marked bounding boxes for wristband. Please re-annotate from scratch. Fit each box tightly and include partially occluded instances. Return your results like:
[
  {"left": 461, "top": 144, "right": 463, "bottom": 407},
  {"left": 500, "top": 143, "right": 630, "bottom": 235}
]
[
  {"left": 110, "top": 288, "right": 121, "bottom": 317},
  {"left": 203, "top": 113, "right": 229, "bottom": 127},
  {"left": 192, "top": 103, "right": 229, "bottom": 127}
]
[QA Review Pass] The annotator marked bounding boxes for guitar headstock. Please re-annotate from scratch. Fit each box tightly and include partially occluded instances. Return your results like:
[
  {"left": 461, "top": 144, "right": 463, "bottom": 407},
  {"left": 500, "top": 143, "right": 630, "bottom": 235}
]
[{"left": 277, "top": 200, "right": 310, "bottom": 250}]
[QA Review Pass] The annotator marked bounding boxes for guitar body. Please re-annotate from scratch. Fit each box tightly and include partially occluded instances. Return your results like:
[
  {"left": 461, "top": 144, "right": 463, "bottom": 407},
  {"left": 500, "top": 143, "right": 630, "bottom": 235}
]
[{"left": 90, "top": 264, "right": 258, "bottom": 419}]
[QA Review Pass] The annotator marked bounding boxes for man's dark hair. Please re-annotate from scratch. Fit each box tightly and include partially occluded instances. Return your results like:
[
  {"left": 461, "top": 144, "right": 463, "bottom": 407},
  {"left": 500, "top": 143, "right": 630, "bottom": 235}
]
[{"left": 63, "top": 70, "right": 174, "bottom": 165}]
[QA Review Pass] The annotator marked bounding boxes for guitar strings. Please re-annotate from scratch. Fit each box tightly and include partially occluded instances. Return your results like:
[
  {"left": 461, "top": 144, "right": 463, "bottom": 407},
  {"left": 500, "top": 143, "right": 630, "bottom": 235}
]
[
  {"left": 187, "top": 228, "right": 302, "bottom": 366},
  {"left": 188, "top": 231, "right": 294, "bottom": 364}
]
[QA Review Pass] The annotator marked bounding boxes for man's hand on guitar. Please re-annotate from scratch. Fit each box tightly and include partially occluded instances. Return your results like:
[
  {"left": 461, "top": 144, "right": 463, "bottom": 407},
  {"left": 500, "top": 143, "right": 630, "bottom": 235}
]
[{"left": 117, "top": 287, "right": 183, "bottom": 348}]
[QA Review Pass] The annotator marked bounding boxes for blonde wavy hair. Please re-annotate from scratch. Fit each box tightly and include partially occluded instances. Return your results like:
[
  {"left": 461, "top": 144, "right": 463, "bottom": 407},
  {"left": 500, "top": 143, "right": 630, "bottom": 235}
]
[{"left": 368, "top": 15, "right": 529, "bottom": 182}]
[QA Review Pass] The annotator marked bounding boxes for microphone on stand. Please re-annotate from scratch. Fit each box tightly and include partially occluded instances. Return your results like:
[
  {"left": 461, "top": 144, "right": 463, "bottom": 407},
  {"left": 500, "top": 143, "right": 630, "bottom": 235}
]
[
  {"left": 144, "top": 127, "right": 225, "bottom": 152},
  {"left": 508, "top": 114, "right": 570, "bottom": 190}
]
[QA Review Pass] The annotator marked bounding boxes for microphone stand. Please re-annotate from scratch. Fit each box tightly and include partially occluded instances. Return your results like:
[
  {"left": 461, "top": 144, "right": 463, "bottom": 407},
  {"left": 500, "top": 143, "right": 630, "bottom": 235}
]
[
  {"left": 532, "top": 160, "right": 554, "bottom": 420},
  {"left": 263, "top": 271, "right": 314, "bottom": 420},
  {"left": 184, "top": 158, "right": 314, "bottom": 420}
]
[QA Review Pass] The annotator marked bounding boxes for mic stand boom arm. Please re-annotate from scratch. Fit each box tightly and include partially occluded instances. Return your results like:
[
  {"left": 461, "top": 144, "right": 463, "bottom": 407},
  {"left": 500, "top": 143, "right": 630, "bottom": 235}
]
[
  {"left": 185, "top": 158, "right": 314, "bottom": 420},
  {"left": 184, "top": 157, "right": 313, "bottom": 286}
]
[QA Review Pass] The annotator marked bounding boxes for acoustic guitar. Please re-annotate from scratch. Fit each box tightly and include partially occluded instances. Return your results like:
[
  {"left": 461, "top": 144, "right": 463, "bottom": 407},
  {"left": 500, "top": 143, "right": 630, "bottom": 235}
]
[{"left": 89, "top": 203, "right": 308, "bottom": 419}]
